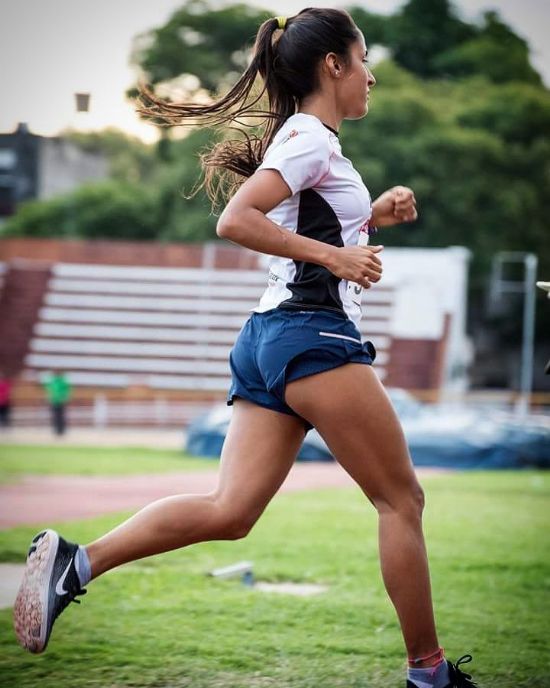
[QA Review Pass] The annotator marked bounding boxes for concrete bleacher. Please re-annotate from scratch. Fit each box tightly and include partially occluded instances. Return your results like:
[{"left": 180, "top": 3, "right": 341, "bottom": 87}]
[{"left": 24, "top": 262, "right": 394, "bottom": 392}]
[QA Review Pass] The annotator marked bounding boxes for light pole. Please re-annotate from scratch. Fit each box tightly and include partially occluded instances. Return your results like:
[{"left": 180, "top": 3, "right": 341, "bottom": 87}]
[
  {"left": 536, "top": 281, "right": 550, "bottom": 376},
  {"left": 489, "top": 252, "right": 538, "bottom": 419}
]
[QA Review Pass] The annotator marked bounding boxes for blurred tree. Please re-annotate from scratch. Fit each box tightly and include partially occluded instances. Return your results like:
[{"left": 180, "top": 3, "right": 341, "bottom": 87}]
[
  {"left": 349, "top": 1, "right": 542, "bottom": 84},
  {"left": 342, "top": 63, "right": 550, "bottom": 279},
  {"left": 433, "top": 11, "right": 543, "bottom": 84},
  {"left": 132, "top": 0, "right": 270, "bottom": 93},
  {"left": 1, "top": 181, "right": 159, "bottom": 240},
  {"left": 348, "top": 7, "right": 390, "bottom": 46},
  {"left": 376, "top": 0, "right": 476, "bottom": 77},
  {"left": 151, "top": 127, "right": 219, "bottom": 241},
  {"left": 456, "top": 82, "right": 550, "bottom": 145}
]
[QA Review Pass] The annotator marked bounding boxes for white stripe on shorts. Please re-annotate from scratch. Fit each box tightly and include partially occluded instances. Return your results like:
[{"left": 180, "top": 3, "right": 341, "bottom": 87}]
[{"left": 318, "top": 331, "right": 362, "bottom": 344}]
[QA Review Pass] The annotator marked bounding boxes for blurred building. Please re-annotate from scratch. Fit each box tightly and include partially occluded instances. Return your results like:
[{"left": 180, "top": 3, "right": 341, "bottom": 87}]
[{"left": 0, "top": 123, "right": 108, "bottom": 218}]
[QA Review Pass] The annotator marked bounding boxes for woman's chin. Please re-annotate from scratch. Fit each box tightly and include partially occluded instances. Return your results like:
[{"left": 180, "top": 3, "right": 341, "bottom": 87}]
[{"left": 348, "top": 105, "right": 369, "bottom": 121}]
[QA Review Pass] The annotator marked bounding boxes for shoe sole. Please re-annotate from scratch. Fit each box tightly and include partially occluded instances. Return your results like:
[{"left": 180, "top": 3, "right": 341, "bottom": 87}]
[{"left": 13, "top": 529, "right": 59, "bottom": 653}]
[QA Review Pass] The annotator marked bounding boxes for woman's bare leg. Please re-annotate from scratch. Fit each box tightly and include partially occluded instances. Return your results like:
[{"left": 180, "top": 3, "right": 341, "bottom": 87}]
[
  {"left": 286, "top": 364, "right": 439, "bottom": 663},
  {"left": 86, "top": 400, "right": 306, "bottom": 579}
]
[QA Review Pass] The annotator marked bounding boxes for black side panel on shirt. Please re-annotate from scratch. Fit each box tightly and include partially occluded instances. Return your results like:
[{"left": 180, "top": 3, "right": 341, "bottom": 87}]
[{"left": 280, "top": 188, "right": 345, "bottom": 314}]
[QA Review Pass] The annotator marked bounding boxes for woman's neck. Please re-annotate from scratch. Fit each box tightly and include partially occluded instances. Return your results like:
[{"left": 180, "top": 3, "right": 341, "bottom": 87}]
[{"left": 298, "top": 97, "right": 342, "bottom": 134}]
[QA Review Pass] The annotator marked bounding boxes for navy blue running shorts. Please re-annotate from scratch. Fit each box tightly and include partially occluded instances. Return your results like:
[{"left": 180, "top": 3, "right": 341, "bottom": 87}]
[{"left": 227, "top": 308, "right": 376, "bottom": 431}]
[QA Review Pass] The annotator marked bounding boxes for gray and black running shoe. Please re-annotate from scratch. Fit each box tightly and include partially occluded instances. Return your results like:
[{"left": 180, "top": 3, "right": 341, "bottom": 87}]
[
  {"left": 13, "top": 529, "right": 86, "bottom": 653},
  {"left": 407, "top": 655, "right": 478, "bottom": 687}
]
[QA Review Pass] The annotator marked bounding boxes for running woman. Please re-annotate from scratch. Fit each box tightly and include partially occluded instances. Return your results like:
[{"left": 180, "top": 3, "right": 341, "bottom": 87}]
[{"left": 14, "top": 9, "right": 478, "bottom": 687}]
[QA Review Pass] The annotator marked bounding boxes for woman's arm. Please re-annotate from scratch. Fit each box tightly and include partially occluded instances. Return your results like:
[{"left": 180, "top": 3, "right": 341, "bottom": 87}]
[
  {"left": 217, "top": 169, "right": 383, "bottom": 289},
  {"left": 371, "top": 185, "right": 418, "bottom": 228}
]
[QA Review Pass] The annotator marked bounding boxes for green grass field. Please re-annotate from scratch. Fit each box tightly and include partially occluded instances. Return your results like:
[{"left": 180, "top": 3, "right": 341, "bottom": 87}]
[
  {"left": 0, "top": 444, "right": 214, "bottom": 482},
  {"left": 0, "top": 447, "right": 549, "bottom": 687}
]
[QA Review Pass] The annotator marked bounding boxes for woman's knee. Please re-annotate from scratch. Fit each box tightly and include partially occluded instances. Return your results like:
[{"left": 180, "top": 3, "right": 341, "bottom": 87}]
[
  {"left": 220, "top": 512, "right": 258, "bottom": 540},
  {"left": 412, "top": 483, "right": 426, "bottom": 515},
  {"left": 373, "top": 482, "right": 425, "bottom": 520},
  {"left": 213, "top": 498, "right": 261, "bottom": 540}
]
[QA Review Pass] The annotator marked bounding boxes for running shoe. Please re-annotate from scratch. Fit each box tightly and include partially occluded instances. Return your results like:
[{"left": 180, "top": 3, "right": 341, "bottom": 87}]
[
  {"left": 13, "top": 529, "right": 87, "bottom": 653},
  {"left": 407, "top": 655, "right": 478, "bottom": 687}
]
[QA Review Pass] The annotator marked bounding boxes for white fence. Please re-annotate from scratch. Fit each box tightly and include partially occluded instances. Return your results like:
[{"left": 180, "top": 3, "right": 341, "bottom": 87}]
[{"left": 7, "top": 398, "right": 214, "bottom": 428}]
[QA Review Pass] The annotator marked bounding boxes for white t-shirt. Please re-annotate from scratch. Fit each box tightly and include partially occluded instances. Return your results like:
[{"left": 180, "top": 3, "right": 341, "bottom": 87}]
[{"left": 253, "top": 112, "right": 373, "bottom": 328}]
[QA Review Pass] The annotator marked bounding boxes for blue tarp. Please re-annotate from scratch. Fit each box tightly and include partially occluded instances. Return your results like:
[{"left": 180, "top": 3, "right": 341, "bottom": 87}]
[{"left": 185, "top": 395, "right": 550, "bottom": 469}]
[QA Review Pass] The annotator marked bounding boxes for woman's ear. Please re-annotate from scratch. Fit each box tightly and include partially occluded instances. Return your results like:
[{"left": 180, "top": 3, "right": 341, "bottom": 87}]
[{"left": 324, "top": 52, "right": 342, "bottom": 78}]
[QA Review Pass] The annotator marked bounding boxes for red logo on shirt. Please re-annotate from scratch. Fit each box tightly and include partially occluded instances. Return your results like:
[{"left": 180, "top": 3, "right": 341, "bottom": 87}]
[
  {"left": 358, "top": 219, "right": 370, "bottom": 234},
  {"left": 282, "top": 130, "right": 299, "bottom": 144}
]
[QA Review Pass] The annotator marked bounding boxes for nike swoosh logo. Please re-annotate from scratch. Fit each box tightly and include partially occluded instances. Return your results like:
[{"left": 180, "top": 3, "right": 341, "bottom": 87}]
[{"left": 55, "top": 558, "right": 73, "bottom": 596}]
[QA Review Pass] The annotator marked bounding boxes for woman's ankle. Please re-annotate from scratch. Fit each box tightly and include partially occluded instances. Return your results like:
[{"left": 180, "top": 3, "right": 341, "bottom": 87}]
[{"left": 408, "top": 646, "right": 445, "bottom": 669}]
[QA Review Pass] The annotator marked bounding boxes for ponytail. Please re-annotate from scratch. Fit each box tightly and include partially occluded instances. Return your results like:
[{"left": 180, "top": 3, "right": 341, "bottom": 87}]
[{"left": 137, "top": 9, "right": 358, "bottom": 208}]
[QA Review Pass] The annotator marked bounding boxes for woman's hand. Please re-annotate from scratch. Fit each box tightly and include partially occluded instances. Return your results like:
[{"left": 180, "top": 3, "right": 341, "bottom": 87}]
[
  {"left": 371, "top": 186, "right": 417, "bottom": 227},
  {"left": 324, "top": 245, "right": 383, "bottom": 289}
]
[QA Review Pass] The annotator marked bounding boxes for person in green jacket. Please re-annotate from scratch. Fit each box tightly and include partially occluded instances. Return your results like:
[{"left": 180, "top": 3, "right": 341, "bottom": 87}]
[{"left": 43, "top": 370, "right": 72, "bottom": 435}]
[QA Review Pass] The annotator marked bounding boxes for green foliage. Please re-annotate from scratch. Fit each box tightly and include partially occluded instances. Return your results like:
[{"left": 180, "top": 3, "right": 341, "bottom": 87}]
[
  {"left": 136, "top": 0, "right": 270, "bottom": 92},
  {"left": 1, "top": 471, "right": 549, "bottom": 686},
  {"left": 341, "top": 67, "right": 550, "bottom": 295},
  {"left": 149, "top": 127, "right": 219, "bottom": 241},
  {"left": 386, "top": 0, "right": 477, "bottom": 78},
  {"left": 434, "top": 12, "right": 542, "bottom": 85},
  {"left": 456, "top": 82, "right": 550, "bottom": 145},
  {"left": 350, "top": 1, "right": 541, "bottom": 85},
  {"left": 348, "top": 7, "right": 390, "bottom": 45},
  {"left": 2, "top": 180, "right": 159, "bottom": 240}
]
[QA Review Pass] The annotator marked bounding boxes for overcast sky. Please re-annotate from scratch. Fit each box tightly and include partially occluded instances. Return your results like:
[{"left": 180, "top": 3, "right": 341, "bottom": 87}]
[{"left": 1, "top": 0, "right": 548, "bottom": 142}]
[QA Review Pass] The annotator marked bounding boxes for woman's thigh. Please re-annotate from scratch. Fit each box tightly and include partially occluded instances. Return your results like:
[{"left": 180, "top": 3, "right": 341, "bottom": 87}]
[
  {"left": 214, "top": 399, "right": 306, "bottom": 520},
  {"left": 285, "top": 364, "right": 422, "bottom": 510}
]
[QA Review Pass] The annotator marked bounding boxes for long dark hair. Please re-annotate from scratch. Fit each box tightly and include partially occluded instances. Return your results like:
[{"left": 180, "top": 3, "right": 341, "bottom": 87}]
[{"left": 137, "top": 7, "right": 360, "bottom": 206}]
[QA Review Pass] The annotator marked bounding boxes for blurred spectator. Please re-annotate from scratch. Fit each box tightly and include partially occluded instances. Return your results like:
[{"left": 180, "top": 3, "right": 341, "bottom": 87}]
[
  {"left": 43, "top": 370, "right": 72, "bottom": 435},
  {"left": 0, "top": 371, "right": 12, "bottom": 428}
]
